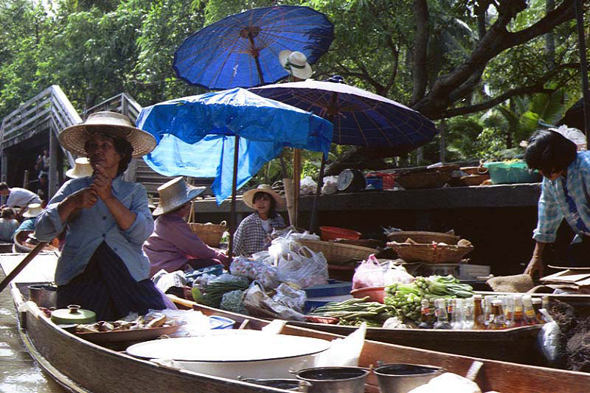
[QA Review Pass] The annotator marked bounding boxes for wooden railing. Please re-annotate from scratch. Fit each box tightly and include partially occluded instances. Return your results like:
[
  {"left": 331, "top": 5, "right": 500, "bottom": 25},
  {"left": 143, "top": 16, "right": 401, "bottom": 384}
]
[
  {"left": 0, "top": 85, "right": 80, "bottom": 167},
  {"left": 82, "top": 93, "right": 142, "bottom": 122}
]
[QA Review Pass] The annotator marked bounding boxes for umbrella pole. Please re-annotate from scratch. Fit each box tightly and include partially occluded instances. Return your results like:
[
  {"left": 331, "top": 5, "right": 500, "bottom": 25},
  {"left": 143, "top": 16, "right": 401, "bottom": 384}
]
[
  {"left": 228, "top": 136, "right": 240, "bottom": 258},
  {"left": 309, "top": 153, "right": 326, "bottom": 233},
  {"left": 293, "top": 148, "right": 301, "bottom": 228},
  {"left": 247, "top": 33, "right": 265, "bottom": 85}
]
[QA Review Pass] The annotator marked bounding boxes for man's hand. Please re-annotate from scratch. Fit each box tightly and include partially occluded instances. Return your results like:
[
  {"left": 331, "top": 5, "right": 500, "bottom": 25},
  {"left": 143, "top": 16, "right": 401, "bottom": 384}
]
[
  {"left": 90, "top": 165, "right": 114, "bottom": 201},
  {"left": 524, "top": 256, "right": 543, "bottom": 277}
]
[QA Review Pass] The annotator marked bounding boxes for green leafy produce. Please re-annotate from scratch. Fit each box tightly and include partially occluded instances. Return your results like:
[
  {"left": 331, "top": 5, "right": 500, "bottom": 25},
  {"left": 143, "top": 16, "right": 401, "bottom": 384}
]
[
  {"left": 220, "top": 290, "right": 248, "bottom": 315},
  {"left": 384, "top": 275, "right": 474, "bottom": 324},
  {"left": 199, "top": 276, "right": 250, "bottom": 308},
  {"left": 308, "top": 297, "right": 395, "bottom": 327}
]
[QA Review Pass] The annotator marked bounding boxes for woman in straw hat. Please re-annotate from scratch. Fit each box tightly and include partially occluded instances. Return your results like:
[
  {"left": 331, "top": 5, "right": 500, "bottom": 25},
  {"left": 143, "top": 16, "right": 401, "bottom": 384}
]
[
  {"left": 233, "top": 184, "right": 286, "bottom": 257},
  {"left": 143, "top": 177, "right": 230, "bottom": 277},
  {"left": 35, "top": 111, "right": 174, "bottom": 321}
]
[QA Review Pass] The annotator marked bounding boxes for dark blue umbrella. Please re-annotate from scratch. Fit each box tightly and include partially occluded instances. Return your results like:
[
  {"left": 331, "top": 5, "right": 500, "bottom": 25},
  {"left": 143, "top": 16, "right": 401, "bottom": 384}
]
[
  {"left": 250, "top": 79, "right": 438, "bottom": 150},
  {"left": 173, "top": 5, "right": 334, "bottom": 90},
  {"left": 250, "top": 78, "right": 439, "bottom": 230}
]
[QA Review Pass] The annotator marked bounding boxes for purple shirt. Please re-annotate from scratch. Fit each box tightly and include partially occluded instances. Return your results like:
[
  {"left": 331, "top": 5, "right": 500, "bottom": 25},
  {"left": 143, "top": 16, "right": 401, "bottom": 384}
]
[{"left": 143, "top": 213, "right": 230, "bottom": 276}]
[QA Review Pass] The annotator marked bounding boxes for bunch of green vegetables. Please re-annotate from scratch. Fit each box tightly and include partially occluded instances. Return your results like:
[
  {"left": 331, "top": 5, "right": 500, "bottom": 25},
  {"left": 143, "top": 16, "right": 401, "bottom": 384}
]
[
  {"left": 384, "top": 275, "right": 473, "bottom": 323},
  {"left": 194, "top": 275, "right": 251, "bottom": 308},
  {"left": 308, "top": 297, "right": 395, "bottom": 327}
]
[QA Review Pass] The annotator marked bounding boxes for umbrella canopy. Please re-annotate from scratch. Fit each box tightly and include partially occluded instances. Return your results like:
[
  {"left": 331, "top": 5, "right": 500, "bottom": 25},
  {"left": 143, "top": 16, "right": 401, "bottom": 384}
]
[
  {"left": 173, "top": 5, "right": 334, "bottom": 90},
  {"left": 250, "top": 79, "right": 438, "bottom": 151},
  {"left": 136, "top": 88, "right": 333, "bottom": 204}
]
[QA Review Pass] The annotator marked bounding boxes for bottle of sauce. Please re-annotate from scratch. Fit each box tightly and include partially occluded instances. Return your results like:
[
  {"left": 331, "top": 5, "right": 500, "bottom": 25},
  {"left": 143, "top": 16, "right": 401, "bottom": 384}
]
[
  {"left": 418, "top": 299, "right": 434, "bottom": 329},
  {"left": 488, "top": 299, "right": 506, "bottom": 330},
  {"left": 523, "top": 295, "right": 540, "bottom": 325},
  {"left": 483, "top": 296, "right": 494, "bottom": 329},
  {"left": 512, "top": 295, "right": 526, "bottom": 327},
  {"left": 433, "top": 298, "right": 451, "bottom": 329},
  {"left": 472, "top": 294, "right": 485, "bottom": 330}
]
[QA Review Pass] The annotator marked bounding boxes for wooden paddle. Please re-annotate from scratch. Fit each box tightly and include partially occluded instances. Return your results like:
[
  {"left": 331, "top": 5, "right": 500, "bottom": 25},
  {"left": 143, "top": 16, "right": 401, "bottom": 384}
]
[{"left": 0, "top": 241, "right": 47, "bottom": 293}]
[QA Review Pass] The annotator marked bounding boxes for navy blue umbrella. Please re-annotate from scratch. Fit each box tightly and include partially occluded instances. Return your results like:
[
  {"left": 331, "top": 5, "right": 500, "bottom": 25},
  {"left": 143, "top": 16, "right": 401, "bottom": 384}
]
[
  {"left": 250, "top": 79, "right": 438, "bottom": 150},
  {"left": 250, "top": 78, "right": 439, "bottom": 231},
  {"left": 173, "top": 5, "right": 334, "bottom": 90}
]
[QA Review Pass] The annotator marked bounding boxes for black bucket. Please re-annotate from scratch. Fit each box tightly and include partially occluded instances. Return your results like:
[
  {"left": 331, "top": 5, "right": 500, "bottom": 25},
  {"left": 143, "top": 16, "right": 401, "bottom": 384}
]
[{"left": 374, "top": 363, "right": 442, "bottom": 393}]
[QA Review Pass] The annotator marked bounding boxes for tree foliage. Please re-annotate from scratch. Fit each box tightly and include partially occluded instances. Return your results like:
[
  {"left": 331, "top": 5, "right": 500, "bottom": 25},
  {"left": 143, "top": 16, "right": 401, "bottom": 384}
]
[{"left": 0, "top": 0, "right": 586, "bottom": 179}]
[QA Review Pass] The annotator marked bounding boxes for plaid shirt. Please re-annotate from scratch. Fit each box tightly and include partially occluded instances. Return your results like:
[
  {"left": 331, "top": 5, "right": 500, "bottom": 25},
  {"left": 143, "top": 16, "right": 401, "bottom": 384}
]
[
  {"left": 233, "top": 212, "right": 285, "bottom": 257},
  {"left": 534, "top": 151, "right": 590, "bottom": 244}
]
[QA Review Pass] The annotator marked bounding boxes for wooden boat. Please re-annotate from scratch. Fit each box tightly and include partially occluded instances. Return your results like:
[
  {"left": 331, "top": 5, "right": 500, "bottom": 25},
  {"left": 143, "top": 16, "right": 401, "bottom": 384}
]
[
  {"left": 4, "top": 254, "right": 590, "bottom": 393},
  {"left": 173, "top": 292, "right": 590, "bottom": 367},
  {"left": 13, "top": 230, "right": 59, "bottom": 253},
  {"left": 5, "top": 281, "right": 590, "bottom": 393}
]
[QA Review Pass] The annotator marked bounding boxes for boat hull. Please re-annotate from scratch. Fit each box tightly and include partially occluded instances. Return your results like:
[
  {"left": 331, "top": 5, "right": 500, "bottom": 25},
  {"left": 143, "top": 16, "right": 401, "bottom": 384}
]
[{"left": 10, "top": 282, "right": 590, "bottom": 393}]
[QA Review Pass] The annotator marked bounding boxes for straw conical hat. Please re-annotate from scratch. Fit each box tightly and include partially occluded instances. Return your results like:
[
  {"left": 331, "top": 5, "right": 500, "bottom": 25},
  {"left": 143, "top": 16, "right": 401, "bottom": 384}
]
[{"left": 152, "top": 177, "right": 205, "bottom": 216}]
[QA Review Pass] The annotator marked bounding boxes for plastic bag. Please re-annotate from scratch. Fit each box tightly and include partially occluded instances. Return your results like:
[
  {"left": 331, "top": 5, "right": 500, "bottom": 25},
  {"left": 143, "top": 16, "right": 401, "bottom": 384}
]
[
  {"left": 383, "top": 261, "right": 415, "bottom": 286},
  {"left": 352, "top": 254, "right": 385, "bottom": 290},
  {"left": 321, "top": 176, "right": 338, "bottom": 195},
  {"left": 276, "top": 246, "right": 329, "bottom": 288},
  {"left": 300, "top": 176, "right": 317, "bottom": 195},
  {"left": 538, "top": 308, "right": 560, "bottom": 364},
  {"left": 272, "top": 283, "right": 307, "bottom": 312},
  {"left": 315, "top": 323, "right": 366, "bottom": 367},
  {"left": 243, "top": 282, "right": 305, "bottom": 321},
  {"left": 157, "top": 309, "right": 211, "bottom": 338},
  {"left": 408, "top": 373, "right": 481, "bottom": 393},
  {"left": 230, "top": 256, "right": 280, "bottom": 289}
]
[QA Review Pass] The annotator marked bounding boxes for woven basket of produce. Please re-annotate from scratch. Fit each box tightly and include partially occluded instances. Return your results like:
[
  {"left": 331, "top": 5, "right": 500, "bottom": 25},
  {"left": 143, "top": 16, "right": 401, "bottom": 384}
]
[
  {"left": 189, "top": 221, "right": 227, "bottom": 247},
  {"left": 296, "top": 239, "right": 377, "bottom": 266},
  {"left": 386, "top": 231, "right": 460, "bottom": 245},
  {"left": 388, "top": 239, "right": 474, "bottom": 263}
]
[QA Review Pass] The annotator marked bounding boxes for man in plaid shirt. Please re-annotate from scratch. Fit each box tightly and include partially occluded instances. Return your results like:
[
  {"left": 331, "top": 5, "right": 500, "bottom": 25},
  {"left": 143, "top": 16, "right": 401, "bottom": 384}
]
[{"left": 524, "top": 129, "right": 590, "bottom": 277}]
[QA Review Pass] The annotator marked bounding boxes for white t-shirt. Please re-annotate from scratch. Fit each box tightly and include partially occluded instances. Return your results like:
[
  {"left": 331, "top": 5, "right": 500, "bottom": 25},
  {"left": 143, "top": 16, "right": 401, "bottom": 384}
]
[
  {"left": 6, "top": 187, "right": 41, "bottom": 207},
  {"left": 260, "top": 218, "right": 271, "bottom": 233}
]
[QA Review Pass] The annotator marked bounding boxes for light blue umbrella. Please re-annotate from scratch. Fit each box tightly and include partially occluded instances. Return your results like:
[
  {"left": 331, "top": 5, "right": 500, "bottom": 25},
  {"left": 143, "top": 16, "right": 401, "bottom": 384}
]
[{"left": 136, "top": 88, "right": 333, "bottom": 254}]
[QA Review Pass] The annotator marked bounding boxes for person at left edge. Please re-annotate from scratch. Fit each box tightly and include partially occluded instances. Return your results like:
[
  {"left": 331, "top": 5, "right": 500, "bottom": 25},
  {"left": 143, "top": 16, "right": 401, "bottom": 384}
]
[{"left": 35, "top": 111, "right": 175, "bottom": 321}]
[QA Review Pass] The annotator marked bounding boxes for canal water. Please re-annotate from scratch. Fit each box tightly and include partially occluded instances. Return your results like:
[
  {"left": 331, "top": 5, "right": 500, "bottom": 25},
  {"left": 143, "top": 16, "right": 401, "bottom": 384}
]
[{"left": 0, "top": 272, "right": 63, "bottom": 393}]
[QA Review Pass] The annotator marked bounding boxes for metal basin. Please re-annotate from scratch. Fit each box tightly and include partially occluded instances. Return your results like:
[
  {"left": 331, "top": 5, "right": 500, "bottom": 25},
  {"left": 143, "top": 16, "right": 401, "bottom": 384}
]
[
  {"left": 28, "top": 284, "right": 57, "bottom": 309},
  {"left": 295, "top": 366, "right": 369, "bottom": 393},
  {"left": 374, "top": 363, "right": 442, "bottom": 393}
]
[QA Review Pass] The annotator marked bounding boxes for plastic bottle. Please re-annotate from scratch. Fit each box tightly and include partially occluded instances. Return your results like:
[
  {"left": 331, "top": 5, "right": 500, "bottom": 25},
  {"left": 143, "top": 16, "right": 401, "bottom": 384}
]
[
  {"left": 451, "top": 298, "right": 465, "bottom": 330},
  {"left": 463, "top": 297, "right": 475, "bottom": 330},
  {"left": 504, "top": 295, "right": 515, "bottom": 328},
  {"left": 433, "top": 298, "right": 451, "bottom": 329},
  {"left": 532, "top": 297, "right": 545, "bottom": 324},
  {"left": 483, "top": 296, "right": 494, "bottom": 329},
  {"left": 418, "top": 299, "right": 434, "bottom": 329},
  {"left": 488, "top": 299, "right": 506, "bottom": 330},
  {"left": 472, "top": 294, "right": 485, "bottom": 330}
]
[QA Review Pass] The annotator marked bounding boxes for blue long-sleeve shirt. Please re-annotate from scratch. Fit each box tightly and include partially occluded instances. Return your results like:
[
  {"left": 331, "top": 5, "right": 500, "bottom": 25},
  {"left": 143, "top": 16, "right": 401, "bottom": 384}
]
[
  {"left": 35, "top": 176, "right": 154, "bottom": 285},
  {"left": 534, "top": 151, "right": 590, "bottom": 244}
]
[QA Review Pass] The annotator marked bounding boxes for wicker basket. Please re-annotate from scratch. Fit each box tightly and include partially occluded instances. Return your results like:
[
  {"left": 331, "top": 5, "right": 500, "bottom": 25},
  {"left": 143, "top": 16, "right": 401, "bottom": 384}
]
[
  {"left": 387, "top": 231, "right": 460, "bottom": 245},
  {"left": 189, "top": 221, "right": 227, "bottom": 247},
  {"left": 388, "top": 241, "right": 474, "bottom": 263},
  {"left": 296, "top": 239, "right": 377, "bottom": 266}
]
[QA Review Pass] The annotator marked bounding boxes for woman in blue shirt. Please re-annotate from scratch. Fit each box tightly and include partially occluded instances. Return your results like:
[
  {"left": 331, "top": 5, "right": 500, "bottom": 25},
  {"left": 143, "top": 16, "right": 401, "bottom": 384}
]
[
  {"left": 524, "top": 129, "right": 590, "bottom": 276},
  {"left": 35, "top": 112, "right": 174, "bottom": 320}
]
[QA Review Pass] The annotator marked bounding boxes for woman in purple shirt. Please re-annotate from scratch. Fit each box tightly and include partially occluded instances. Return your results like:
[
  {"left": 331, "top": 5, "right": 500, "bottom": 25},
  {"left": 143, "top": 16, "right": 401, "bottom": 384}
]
[{"left": 143, "top": 177, "right": 230, "bottom": 277}]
